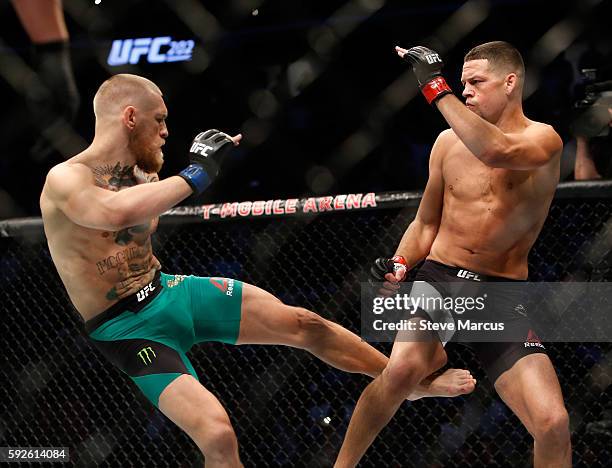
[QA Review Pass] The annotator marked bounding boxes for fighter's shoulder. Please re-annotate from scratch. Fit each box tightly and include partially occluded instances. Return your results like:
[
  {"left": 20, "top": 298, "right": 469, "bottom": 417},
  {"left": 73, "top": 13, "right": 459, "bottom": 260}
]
[
  {"left": 524, "top": 119, "right": 561, "bottom": 137},
  {"left": 45, "top": 162, "right": 94, "bottom": 198},
  {"left": 433, "top": 128, "right": 459, "bottom": 147},
  {"left": 523, "top": 120, "right": 563, "bottom": 152},
  {"left": 438, "top": 128, "right": 457, "bottom": 138},
  {"left": 430, "top": 129, "right": 458, "bottom": 159}
]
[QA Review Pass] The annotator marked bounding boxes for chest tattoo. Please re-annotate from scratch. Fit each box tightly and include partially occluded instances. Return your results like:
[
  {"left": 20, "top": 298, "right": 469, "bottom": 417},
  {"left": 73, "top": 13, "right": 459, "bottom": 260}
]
[{"left": 92, "top": 163, "right": 137, "bottom": 191}]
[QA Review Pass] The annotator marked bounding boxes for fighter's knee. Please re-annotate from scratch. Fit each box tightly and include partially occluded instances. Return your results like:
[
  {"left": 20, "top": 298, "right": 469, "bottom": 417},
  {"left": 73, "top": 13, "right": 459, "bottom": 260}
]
[
  {"left": 384, "top": 358, "right": 430, "bottom": 395},
  {"left": 201, "top": 422, "right": 239, "bottom": 461},
  {"left": 533, "top": 407, "right": 570, "bottom": 447},
  {"left": 294, "top": 308, "right": 330, "bottom": 347}
]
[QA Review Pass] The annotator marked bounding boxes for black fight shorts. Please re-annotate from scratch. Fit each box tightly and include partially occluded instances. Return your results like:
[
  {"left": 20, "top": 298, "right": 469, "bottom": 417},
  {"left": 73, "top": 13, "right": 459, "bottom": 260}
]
[{"left": 413, "top": 260, "right": 547, "bottom": 383}]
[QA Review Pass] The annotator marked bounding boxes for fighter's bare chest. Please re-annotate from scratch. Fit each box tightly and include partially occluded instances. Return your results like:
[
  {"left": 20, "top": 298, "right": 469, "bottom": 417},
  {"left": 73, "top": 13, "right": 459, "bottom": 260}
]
[
  {"left": 91, "top": 162, "right": 159, "bottom": 249},
  {"left": 442, "top": 144, "right": 528, "bottom": 201},
  {"left": 100, "top": 220, "right": 158, "bottom": 246},
  {"left": 90, "top": 204, "right": 158, "bottom": 277}
]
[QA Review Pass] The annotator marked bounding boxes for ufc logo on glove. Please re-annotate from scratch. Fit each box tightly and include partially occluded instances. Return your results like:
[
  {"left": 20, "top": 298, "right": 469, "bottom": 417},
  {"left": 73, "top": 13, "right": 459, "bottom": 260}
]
[
  {"left": 190, "top": 142, "right": 214, "bottom": 156},
  {"left": 425, "top": 53, "right": 442, "bottom": 64}
]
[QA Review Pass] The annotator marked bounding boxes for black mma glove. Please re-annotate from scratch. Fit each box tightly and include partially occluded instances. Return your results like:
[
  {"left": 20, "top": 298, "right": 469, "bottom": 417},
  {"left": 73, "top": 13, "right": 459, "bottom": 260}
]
[
  {"left": 402, "top": 46, "right": 453, "bottom": 104},
  {"left": 370, "top": 255, "right": 408, "bottom": 282},
  {"left": 178, "top": 129, "right": 234, "bottom": 195}
]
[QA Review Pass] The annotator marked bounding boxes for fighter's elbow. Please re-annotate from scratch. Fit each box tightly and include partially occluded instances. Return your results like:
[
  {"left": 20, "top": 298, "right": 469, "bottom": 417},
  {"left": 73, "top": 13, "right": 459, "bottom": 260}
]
[
  {"left": 477, "top": 132, "right": 526, "bottom": 166},
  {"left": 479, "top": 144, "right": 550, "bottom": 169},
  {"left": 477, "top": 139, "right": 509, "bottom": 167},
  {"left": 100, "top": 210, "right": 125, "bottom": 231},
  {"left": 477, "top": 150, "right": 500, "bottom": 167},
  {"left": 102, "top": 199, "right": 135, "bottom": 231}
]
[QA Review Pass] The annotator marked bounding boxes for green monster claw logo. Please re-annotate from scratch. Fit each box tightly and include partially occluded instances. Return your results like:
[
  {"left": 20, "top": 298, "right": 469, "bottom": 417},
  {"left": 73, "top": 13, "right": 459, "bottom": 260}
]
[{"left": 137, "top": 346, "right": 156, "bottom": 365}]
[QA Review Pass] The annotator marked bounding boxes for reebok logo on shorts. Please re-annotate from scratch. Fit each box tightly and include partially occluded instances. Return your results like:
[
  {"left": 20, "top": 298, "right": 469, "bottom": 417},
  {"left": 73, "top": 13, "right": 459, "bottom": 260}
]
[
  {"left": 524, "top": 329, "right": 545, "bottom": 349},
  {"left": 210, "top": 278, "right": 235, "bottom": 296}
]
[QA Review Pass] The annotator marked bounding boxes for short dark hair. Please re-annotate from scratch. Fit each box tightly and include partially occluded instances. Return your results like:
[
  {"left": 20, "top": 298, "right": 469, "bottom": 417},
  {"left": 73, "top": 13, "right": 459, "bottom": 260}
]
[{"left": 464, "top": 41, "right": 525, "bottom": 80}]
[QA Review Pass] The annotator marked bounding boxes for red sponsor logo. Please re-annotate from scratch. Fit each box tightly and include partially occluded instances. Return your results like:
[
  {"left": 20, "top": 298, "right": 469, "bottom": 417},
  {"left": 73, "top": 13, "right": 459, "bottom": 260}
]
[
  {"left": 524, "top": 329, "right": 545, "bottom": 349},
  {"left": 199, "top": 193, "right": 377, "bottom": 219},
  {"left": 209, "top": 277, "right": 234, "bottom": 296}
]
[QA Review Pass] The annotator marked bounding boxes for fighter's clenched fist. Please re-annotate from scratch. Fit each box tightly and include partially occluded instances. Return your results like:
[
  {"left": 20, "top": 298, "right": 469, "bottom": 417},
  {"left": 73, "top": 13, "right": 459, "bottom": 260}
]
[
  {"left": 179, "top": 129, "right": 241, "bottom": 195},
  {"left": 395, "top": 45, "right": 453, "bottom": 104},
  {"left": 370, "top": 255, "right": 407, "bottom": 296}
]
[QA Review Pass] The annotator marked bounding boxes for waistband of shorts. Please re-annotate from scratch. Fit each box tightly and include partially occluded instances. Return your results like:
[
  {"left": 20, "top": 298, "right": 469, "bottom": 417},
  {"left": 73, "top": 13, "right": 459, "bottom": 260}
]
[
  {"left": 423, "top": 259, "right": 526, "bottom": 282},
  {"left": 84, "top": 270, "right": 163, "bottom": 334}
]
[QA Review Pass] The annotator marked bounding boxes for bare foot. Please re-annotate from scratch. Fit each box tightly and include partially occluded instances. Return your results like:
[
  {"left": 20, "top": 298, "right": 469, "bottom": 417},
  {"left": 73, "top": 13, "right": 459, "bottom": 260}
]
[
  {"left": 427, "top": 369, "right": 476, "bottom": 397},
  {"left": 408, "top": 369, "right": 476, "bottom": 400}
]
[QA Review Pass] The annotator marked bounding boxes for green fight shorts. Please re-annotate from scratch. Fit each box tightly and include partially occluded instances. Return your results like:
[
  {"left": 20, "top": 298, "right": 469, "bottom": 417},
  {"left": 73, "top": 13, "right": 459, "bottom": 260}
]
[{"left": 84, "top": 272, "right": 243, "bottom": 407}]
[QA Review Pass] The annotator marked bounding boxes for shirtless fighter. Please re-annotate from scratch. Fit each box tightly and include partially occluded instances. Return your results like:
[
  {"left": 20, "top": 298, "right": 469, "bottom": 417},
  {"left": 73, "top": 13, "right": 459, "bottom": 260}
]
[
  {"left": 39, "top": 74, "right": 475, "bottom": 467},
  {"left": 335, "top": 42, "right": 571, "bottom": 467}
]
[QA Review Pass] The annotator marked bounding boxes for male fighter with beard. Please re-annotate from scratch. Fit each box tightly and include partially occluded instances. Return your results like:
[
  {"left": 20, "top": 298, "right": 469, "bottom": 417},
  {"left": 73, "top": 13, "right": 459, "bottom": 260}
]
[{"left": 40, "top": 74, "right": 475, "bottom": 466}]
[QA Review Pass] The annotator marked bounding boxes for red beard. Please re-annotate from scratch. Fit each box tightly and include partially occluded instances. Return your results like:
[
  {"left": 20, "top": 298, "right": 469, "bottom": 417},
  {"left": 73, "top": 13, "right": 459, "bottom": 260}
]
[{"left": 129, "top": 126, "right": 162, "bottom": 173}]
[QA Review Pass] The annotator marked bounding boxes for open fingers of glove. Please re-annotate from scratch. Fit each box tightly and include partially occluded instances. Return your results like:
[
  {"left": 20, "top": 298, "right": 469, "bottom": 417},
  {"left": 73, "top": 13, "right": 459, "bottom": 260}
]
[
  {"left": 212, "top": 132, "right": 232, "bottom": 144},
  {"left": 413, "top": 45, "right": 431, "bottom": 54},
  {"left": 404, "top": 51, "right": 419, "bottom": 65},
  {"left": 200, "top": 129, "right": 219, "bottom": 139},
  {"left": 211, "top": 131, "right": 242, "bottom": 146}
]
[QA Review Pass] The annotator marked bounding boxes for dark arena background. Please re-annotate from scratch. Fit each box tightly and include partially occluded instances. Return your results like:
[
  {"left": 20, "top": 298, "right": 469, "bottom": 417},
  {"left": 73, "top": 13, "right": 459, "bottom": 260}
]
[{"left": 1, "top": 0, "right": 612, "bottom": 467}]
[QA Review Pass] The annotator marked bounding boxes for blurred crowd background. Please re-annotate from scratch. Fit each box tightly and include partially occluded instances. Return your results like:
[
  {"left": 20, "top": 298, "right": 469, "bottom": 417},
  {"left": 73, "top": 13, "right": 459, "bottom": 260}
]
[{"left": 0, "top": 0, "right": 611, "bottom": 220}]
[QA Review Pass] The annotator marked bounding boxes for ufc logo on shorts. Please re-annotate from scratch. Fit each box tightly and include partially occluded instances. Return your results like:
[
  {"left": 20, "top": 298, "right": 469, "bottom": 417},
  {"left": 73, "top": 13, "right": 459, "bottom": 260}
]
[
  {"left": 425, "top": 53, "right": 442, "bottom": 64},
  {"left": 190, "top": 142, "right": 214, "bottom": 156},
  {"left": 136, "top": 282, "right": 156, "bottom": 302},
  {"left": 456, "top": 269, "right": 481, "bottom": 281}
]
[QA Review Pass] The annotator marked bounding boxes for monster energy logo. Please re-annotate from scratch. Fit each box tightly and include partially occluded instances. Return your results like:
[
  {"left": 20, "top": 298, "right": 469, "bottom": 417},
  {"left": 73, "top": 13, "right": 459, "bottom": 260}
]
[{"left": 137, "top": 346, "right": 156, "bottom": 365}]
